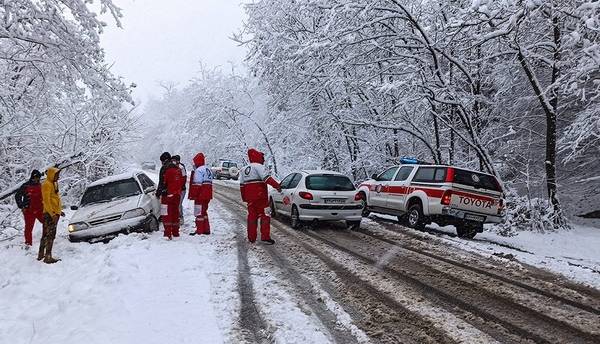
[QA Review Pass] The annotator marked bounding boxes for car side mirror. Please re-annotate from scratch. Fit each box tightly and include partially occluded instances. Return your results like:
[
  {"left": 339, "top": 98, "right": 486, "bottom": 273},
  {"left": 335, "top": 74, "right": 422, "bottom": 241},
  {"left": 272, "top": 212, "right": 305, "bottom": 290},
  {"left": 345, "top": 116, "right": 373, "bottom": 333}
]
[
  {"left": 371, "top": 173, "right": 379, "bottom": 181},
  {"left": 145, "top": 187, "right": 156, "bottom": 194},
  {"left": 71, "top": 205, "right": 79, "bottom": 211}
]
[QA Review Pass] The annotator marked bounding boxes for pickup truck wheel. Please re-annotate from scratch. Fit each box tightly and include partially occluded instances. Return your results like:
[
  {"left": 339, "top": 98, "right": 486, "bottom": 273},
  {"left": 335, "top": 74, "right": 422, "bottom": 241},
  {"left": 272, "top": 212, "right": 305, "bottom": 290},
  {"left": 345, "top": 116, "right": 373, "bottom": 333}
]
[
  {"left": 291, "top": 205, "right": 302, "bottom": 230},
  {"left": 360, "top": 195, "right": 370, "bottom": 217},
  {"left": 406, "top": 204, "right": 426, "bottom": 231},
  {"left": 457, "top": 222, "right": 481, "bottom": 239},
  {"left": 269, "top": 198, "right": 278, "bottom": 219}
]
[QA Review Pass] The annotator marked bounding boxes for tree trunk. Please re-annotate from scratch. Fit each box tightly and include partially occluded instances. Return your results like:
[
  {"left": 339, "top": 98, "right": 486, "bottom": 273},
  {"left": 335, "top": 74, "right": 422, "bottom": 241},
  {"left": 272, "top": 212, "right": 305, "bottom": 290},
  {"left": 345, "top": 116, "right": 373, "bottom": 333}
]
[{"left": 516, "top": 8, "right": 566, "bottom": 227}]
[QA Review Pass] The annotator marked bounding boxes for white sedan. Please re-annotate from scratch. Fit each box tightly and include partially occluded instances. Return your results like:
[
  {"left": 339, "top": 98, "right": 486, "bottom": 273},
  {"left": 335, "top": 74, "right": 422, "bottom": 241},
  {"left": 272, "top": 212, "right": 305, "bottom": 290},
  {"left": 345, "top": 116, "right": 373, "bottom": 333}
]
[
  {"left": 269, "top": 170, "right": 363, "bottom": 229},
  {"left": 68, "top": 171, "right": 160, "bottom": 242}
]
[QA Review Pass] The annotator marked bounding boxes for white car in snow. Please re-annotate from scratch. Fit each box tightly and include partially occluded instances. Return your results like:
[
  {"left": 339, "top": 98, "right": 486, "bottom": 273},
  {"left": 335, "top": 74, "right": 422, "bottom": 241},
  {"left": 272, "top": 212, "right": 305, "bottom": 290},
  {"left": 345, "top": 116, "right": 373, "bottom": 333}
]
[
  {"left": 269, "top": 170, "right": 363, "bottom": 229},
  {"left": 68, "top": 171, "right": 160, "bottom": 242}
]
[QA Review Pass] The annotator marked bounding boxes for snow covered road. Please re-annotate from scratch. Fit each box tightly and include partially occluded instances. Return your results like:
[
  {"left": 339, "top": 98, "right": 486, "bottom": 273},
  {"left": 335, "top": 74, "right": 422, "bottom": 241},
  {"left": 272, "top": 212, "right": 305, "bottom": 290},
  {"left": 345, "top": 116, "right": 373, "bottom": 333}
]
[{"left": 1, "top": 182, "right": 600, "bottom": 344}]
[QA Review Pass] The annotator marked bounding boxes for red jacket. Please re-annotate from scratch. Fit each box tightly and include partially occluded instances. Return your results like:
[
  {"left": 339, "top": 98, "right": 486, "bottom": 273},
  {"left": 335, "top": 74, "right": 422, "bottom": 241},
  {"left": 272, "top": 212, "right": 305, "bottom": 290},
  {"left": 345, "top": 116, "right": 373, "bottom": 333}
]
[
  {"left": 163, "top": 165, "right": 185, "bottom": 197},
  {"left": 239, "top": 149, "right": 280, "bottom": 203},
  {"left": 16, "top": 182, "right": 43, "bottom": 214}
]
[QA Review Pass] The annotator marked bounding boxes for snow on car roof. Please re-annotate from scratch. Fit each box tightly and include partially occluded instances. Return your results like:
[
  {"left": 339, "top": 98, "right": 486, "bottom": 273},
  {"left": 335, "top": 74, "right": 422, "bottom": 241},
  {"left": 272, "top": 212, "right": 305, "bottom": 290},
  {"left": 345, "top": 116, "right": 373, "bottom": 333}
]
[
  {"left": 88, "top": 170, "right": 143, "bottom": 187},
  {"left": 395, "top": 163, "right": 496, "bottom": 177}
]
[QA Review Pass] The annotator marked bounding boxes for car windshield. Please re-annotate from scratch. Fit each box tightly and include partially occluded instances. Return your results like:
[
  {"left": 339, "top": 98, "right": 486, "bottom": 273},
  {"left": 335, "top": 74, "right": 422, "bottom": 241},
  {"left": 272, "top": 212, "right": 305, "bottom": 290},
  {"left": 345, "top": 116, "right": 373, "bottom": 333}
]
[
  {"left": 305, "top": 175, "right": 355, "bottom": 191},
  {"left": 80, "top": 178, "right": 141, "bottom": 207}
]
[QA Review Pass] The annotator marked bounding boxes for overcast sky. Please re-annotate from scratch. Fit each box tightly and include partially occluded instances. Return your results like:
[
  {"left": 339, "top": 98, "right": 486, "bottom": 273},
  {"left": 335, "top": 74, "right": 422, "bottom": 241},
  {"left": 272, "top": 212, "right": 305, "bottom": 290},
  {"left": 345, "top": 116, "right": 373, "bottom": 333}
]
[{"left": 101, "top": 0, "right": 248, "bottom": 106}]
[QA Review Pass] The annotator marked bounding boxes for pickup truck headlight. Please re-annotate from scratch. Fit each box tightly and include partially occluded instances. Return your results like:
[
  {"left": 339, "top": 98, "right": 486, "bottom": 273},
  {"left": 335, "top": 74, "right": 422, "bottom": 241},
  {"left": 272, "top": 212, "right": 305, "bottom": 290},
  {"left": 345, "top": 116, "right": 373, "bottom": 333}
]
[
  {"left": 122, "top": 208, "right": 146, "bottom": 220},
  {"left": 68, "top": 222, "right": 89, "bottom": 233}
]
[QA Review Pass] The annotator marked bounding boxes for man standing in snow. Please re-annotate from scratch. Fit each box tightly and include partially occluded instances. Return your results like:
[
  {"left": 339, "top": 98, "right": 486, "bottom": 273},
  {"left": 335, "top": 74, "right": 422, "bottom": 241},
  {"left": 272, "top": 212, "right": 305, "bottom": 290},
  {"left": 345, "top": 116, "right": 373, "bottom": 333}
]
[
  {"left": 38, "top": 167, "right": 64, "bottom": 263},
  {"left": 161, "top": 160, "right": 184, "bottom": 240},
  {"left": 188, "top": 153, "right": 213, "bottom": 235},
  {"left": 172, "top": 155, "right": 187, "bottom": 225},
  {"left": 239, "top": 148, "right": 281, "bottom": 245},
  {"left": 14, "top": 170, "right": 43, "bottom": 247},
  {"left": 156, "top": 152, "right": 172, "bottom": 198}
]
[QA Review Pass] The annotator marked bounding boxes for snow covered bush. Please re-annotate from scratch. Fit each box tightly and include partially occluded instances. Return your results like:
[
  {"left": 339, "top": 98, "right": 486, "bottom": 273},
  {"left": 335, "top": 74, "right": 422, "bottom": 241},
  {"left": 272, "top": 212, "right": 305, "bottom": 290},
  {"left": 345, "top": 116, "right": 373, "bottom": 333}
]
[{"left": 495, "top": 189, "right": 571, "bottom": 236}]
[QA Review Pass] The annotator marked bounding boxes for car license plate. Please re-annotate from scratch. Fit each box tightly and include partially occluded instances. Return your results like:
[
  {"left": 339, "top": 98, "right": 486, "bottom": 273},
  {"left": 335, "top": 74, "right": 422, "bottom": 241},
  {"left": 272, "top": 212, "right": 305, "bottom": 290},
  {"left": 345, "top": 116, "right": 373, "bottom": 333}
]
[
  {"left": 464, "top": 214, "right": 485, "bottom": 222},
  {"left": 324, "top": 199, "right": 345, "bottom": 204}
]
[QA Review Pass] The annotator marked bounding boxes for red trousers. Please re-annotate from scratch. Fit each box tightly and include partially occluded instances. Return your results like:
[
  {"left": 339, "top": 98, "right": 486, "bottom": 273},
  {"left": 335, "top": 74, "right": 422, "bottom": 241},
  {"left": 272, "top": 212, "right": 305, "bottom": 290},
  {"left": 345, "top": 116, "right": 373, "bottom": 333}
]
[
  {"left": 23, "top": 211, "right": 43, "bottom": 245},
  {"left": 246, "top": 200, "right": 271, "bottom": 242},
  {"left": 161, "top": 194, "right": 181, "bottom": 239},
  {"left": 194, "top": 200, "right": 210, "bottom": 234}
]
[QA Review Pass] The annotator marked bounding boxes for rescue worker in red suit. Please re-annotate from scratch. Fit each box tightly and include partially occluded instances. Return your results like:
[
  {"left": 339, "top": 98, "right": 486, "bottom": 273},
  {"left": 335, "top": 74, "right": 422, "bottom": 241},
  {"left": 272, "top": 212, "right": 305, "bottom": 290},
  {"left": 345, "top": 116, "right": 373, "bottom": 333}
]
[
  {"left": 188, "top": 153, "right": 213, "bottom": 235},
  {"left": 239, "top": 149, "right": 281, "bottom": 244},
  {"left": 14, "top": 170, "right": 43, "bottom": 246},
  {"left": 161, "top": 160, "right": 184, "bottom": 240}
]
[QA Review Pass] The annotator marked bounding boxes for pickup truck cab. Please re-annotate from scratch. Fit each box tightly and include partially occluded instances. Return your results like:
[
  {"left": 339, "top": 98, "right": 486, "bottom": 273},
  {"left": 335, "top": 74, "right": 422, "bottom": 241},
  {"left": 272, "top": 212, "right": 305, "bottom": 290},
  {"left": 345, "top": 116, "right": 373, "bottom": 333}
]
[{"left": 358, "top": 159, "right": 505, "bottom": 238}]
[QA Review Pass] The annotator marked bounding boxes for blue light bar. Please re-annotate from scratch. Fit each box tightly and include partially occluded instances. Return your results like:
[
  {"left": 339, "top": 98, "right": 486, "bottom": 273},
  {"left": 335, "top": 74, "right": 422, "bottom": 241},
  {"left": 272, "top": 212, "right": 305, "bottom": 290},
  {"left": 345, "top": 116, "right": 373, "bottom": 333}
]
[{"left": 399, "top": 157, "right": 419, "bottom": 164}]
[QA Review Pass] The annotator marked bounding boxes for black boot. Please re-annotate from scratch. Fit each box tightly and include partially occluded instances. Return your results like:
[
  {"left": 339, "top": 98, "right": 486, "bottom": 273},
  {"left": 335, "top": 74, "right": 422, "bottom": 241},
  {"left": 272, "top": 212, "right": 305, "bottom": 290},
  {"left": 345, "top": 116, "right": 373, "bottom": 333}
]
[{"left": 261, "top": 239, "right": 275, "bottom": 245}]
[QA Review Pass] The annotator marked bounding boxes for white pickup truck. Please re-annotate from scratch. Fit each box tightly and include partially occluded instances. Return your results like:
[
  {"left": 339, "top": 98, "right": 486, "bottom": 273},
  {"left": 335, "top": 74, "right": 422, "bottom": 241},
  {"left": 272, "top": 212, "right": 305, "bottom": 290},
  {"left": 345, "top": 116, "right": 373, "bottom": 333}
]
[
  {"left": 358, "top": 160, "right": 505, "bottom": 238},
  {"left": 211, "top": 160, "right": 239, "bottom": 180}
]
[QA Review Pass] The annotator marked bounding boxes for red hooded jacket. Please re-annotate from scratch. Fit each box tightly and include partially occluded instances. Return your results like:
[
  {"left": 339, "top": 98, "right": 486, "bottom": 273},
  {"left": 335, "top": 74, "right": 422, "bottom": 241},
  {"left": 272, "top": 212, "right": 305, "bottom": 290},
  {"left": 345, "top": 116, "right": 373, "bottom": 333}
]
[
  {"left": 239, "top": 149, "right": 280, "bottom": 203},
  {"left": 188, "top": 153, "right": 213, "bottom": 201}
]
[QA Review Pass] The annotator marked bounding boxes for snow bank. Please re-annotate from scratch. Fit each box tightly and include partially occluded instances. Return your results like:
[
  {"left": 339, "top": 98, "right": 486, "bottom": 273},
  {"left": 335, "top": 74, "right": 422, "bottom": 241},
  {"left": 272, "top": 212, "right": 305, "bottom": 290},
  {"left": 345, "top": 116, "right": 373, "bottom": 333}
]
[{"left": 368, "top": 215, "right": 600, "bottom": 289}]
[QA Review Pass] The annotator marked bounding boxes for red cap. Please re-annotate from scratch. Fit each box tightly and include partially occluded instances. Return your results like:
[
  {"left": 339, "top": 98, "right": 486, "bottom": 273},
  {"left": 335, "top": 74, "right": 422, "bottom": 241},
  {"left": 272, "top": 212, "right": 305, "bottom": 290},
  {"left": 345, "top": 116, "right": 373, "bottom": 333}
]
[
  {"left": 248, "top": 148, "right": 265, "bottom": 164},
  {"left": 193, "top": 153, "right": 205, "bottom": 167}
]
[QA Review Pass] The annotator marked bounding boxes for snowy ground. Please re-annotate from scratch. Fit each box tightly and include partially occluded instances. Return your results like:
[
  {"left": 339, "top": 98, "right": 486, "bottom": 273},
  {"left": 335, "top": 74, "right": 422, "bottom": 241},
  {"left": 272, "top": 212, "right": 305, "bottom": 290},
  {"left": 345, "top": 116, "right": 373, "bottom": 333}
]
[
  {"left": 0, "top": 202, "right": 235, "bottom": 344},
  {"left": 0, "top": 182, "right": 357, "bottom": 344},
  {"left": 366, "top": 214, "right": 600, "bottom": 289},
  {"left": 1, "top": 176, "right": 599, "bottom": 343}
]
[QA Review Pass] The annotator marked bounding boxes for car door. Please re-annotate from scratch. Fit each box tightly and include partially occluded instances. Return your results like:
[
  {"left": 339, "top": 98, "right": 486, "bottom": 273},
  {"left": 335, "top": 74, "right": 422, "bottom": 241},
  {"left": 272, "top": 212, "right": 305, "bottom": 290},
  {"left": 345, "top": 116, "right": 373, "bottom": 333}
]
[
  {"left": 272, "top": 173, "right": 294, "bottom": 214},
  {"left": 385, "top": 166, "right": 415, "bottom": 211},
  {"left": 370, "top": 167, "right": 399, "bottom": 208},
  {"left": 137, "top": 173, "right": 160, "bottom": 217},
  {"left": 281, "top": 173, "right": 302, "bottom": 214}
]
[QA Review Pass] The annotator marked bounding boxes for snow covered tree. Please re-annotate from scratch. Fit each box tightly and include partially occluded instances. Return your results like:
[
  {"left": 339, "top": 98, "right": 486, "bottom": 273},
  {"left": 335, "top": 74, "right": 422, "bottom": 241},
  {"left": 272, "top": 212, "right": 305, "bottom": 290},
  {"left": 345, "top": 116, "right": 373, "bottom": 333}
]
[{"left": 0, "top": 0, "right": 134, "bottom": 200}]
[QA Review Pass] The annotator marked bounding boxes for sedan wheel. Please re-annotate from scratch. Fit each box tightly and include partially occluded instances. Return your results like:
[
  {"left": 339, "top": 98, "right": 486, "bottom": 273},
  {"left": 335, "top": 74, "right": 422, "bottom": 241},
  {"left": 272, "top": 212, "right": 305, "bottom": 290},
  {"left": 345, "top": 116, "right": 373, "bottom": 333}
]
[
  {"left": 291, "top": 206, "right": 301, "bottom": 230},
  {"left": 269, "top": 198, "right": 277, "bottom": 219},
  {"left": 146, "top": 215, "right": 159, "bottom": 232}
]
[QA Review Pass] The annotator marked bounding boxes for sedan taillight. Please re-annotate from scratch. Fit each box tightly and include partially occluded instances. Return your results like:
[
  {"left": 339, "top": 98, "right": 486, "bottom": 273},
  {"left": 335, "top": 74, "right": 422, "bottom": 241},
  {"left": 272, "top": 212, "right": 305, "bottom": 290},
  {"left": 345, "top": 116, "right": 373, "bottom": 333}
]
[{"left": 299, "top": 191, "right": 313, "bottom": 200}]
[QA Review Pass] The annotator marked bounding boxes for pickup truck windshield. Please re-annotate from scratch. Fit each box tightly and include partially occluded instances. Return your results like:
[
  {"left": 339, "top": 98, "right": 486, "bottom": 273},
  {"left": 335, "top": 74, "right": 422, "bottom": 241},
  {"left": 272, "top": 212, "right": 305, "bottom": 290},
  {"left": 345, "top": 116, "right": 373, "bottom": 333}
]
[
  {"left": 306, "top": 175, "right": 355, "bottom": 191},
  {"left": 80, "top": 178, "right": 141, "bottom": 207}
]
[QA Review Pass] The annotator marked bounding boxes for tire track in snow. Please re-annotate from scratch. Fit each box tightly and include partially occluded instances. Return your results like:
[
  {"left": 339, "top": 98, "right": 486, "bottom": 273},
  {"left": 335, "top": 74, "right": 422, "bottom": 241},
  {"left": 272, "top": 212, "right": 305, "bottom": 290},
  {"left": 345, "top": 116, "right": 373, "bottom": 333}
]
[
  {"left": 213, "top": 195, "right": 360, "bottom": 343},
  {"left": 213, "top": 188, "right": 460, "bottom": 344},
  {"left": 365, "top": 217, "right": 600, "bottom": 312},
  {"left": 234, "top": 219, "right": 271, "bottom": 343},
  {"left": 301, "top": 228, "right": 600, "bottom": 344}
]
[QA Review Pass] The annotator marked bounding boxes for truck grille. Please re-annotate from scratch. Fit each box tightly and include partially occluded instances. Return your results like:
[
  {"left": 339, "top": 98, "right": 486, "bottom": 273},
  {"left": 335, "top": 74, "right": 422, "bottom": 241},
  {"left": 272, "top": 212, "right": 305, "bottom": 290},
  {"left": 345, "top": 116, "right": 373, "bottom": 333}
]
[{"left": 89, "top": 214, "right": 122, "bottom": 226}]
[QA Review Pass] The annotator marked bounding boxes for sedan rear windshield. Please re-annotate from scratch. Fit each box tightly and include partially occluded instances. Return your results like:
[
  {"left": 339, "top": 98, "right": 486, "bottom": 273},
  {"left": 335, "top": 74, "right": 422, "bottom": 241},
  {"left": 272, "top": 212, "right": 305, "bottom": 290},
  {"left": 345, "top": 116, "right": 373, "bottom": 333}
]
[
  {"left": 453, "top": 169, "right": 501, "bottom": 192},
  {"left": 305, "top": 175, "right": 355, "bottom": 191},
  {"left": 81, "top": 178, "right": 141, "bottom": 206}
]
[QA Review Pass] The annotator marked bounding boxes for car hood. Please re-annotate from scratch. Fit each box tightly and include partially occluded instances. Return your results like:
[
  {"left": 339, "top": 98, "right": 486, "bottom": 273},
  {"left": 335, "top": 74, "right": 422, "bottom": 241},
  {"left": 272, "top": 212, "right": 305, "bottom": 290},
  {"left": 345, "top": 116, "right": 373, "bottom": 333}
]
[{"left": 71, "top": 196, "right": 141, "bottom": 224}]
